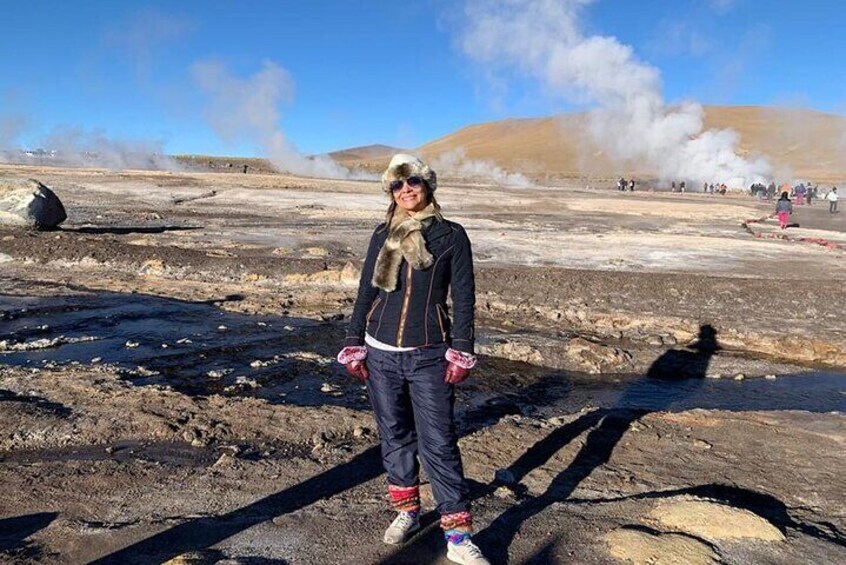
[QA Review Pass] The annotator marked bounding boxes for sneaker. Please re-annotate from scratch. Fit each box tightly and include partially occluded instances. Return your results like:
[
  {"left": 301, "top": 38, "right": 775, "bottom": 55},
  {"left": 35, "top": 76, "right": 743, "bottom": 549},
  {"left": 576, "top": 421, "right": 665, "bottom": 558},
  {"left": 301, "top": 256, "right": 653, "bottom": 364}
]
[
  {"left": 447, "top": 539, "right": 491, "bottom": 565},
  {"left": 383, "top": 511, "right": 420, "bottom": 545}
]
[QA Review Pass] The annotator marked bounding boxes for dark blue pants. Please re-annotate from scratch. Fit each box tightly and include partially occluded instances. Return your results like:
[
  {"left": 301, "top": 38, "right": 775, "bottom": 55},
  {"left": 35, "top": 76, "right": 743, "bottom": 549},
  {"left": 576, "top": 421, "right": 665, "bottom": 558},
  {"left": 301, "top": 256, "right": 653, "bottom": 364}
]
[{"left": 366, "top": 343, "right": 469, "bottom": 514}]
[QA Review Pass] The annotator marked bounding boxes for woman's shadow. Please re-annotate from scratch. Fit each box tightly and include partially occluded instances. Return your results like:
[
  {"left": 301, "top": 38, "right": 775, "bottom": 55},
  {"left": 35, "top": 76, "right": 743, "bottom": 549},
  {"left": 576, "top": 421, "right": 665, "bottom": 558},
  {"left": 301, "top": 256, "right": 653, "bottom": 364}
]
[
  {"left": 647, "top": 324, "right": 719, "bottom": 380},
  {"left": 470, "top": 324, "right": 719, "bottom": 563}
]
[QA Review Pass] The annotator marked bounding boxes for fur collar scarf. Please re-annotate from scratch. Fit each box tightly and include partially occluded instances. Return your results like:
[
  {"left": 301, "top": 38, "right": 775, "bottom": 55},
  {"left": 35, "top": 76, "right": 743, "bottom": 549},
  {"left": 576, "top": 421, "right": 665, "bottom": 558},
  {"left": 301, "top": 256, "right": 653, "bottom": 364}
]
[{"left": 372, "top": 204, "right": 438, "bottom": 292}]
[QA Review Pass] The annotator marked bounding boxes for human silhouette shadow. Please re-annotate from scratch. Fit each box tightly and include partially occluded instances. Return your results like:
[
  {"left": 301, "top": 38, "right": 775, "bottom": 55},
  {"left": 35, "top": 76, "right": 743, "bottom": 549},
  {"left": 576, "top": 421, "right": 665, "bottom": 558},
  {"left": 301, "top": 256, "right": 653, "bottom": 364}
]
[
  {"left": 466, "top": 325, "right": 719, "bottom": 564},
  {"left": 71, "top": 321, "right": 840, "bottom": 564},
  {"left": 647, "top": 324, "right": 719, "bottom": 380},
  {"left": 0, "top": 512, "right": 58, "bottom": 555},
  {"left": 377, "top": 326, "right": 721, "bottom": 564}
]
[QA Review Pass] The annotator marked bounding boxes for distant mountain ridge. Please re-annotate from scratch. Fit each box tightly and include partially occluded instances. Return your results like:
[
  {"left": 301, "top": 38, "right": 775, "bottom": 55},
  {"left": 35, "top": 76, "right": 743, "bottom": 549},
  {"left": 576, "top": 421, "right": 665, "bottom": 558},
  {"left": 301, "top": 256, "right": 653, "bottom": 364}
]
[{"left": 327, "top": 144, "right": 406, "bottom": 161}]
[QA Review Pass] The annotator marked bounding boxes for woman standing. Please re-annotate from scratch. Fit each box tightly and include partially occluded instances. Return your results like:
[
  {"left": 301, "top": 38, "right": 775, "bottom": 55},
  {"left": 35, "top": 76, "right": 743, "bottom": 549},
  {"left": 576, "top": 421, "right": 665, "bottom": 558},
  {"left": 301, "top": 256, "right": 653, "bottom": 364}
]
[
  {"left": 775, "top": 192, "right": 793, "bottom": 229},
  {"left": 336, "top": 154, "right": 489, "bottom": 565}
]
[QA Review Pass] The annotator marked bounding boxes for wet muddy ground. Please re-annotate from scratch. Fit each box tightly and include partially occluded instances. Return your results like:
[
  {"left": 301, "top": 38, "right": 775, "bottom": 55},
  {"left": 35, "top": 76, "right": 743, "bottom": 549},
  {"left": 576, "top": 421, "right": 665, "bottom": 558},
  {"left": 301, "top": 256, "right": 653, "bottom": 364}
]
[{"left": 1, "top": 164, "right": 844, "bottom": 564}]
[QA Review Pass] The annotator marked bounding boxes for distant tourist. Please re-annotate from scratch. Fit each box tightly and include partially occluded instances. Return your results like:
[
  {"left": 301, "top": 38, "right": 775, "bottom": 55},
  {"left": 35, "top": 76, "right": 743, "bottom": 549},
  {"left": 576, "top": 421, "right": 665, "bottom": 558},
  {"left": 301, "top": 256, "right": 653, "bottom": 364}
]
[
  {"left": 775, "top": 192, "right": 793, "bottom": 229},
  {"left": 629, "top": 178, "right": 635, "bottom": 192},
  {"left": 709, "top": 183, "right": 715, "bottom": 194},
  {"left": 618, "top": 177, "right": 627, "bottom": 191},
  {"left": 336, "top": 154, "right": 490, "bottom": 564},
  {"left": 767, "top": 182, "right": 776, "bottom": 200},
  {"left": 680, "top": 180, "right": 686, "bottom": 193},
  {"left": 794, "top": 183, "right": 806, "bottom": 205},
  {"left": 703, "top": 181, "right": 708, "bottom": 193},
  {"left": 827, "top": 187, "right": 839, "bottom": 213},
  {"left": 805, "top": 184, "right": 813, "bottom": 205}
]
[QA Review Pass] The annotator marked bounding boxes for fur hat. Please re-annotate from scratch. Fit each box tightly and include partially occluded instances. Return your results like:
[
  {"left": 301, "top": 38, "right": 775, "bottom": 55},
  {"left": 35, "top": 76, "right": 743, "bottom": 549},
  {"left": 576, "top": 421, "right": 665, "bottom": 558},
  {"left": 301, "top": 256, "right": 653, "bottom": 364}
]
[{"left": 381, "top": 153, "right": 437, "bottom": 193}]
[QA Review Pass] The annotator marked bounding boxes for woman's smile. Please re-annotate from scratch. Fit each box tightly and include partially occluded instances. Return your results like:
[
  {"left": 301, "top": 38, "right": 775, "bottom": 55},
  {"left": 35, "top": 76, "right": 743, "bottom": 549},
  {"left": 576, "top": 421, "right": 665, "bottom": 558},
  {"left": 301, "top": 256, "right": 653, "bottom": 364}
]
[{"left": 395, "top": 185, "right": 426, "bottom": 212}]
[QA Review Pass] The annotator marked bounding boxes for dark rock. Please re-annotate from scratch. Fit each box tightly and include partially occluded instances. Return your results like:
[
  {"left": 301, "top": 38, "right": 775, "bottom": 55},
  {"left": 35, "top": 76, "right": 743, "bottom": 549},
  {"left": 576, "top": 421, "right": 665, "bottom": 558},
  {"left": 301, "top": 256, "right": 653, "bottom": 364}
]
[{"left": 0, "top": 178, "right": 67, "bottom": 229}]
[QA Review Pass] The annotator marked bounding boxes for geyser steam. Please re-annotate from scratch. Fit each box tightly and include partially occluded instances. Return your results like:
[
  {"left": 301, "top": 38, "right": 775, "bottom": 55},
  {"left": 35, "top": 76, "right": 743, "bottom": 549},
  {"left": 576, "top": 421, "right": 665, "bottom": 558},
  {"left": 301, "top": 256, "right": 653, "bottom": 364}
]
[
  {"left": 192, "top": 60, "right": 373, "bottom": 180},
  {"left": 458, "top": 0, "right": 772, "bottom": 185},
  {"left": 432, "top": 148, "right": 533, "bottom": 187}
]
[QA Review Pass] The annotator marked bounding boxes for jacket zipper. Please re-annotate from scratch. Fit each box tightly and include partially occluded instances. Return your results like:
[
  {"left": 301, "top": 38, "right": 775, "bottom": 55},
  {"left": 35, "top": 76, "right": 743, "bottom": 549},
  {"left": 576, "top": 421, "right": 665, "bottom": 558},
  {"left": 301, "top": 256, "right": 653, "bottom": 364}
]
[
  {"left": 396, "top": 263, "right": 413, "bottom": 345},
  {"left": 366, "top": 297, "right": 382, "bottom": 324},
  {"left": 436, "top": 304, "right": 447, "bottom": 341}
]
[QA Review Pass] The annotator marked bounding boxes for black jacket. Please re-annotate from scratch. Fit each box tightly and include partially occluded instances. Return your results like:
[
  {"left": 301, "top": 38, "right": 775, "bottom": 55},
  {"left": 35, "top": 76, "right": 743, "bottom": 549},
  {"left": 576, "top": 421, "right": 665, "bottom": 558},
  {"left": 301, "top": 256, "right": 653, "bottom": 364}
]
[{"left": 344, "top": 218, "right": 475, "bottom": 354}]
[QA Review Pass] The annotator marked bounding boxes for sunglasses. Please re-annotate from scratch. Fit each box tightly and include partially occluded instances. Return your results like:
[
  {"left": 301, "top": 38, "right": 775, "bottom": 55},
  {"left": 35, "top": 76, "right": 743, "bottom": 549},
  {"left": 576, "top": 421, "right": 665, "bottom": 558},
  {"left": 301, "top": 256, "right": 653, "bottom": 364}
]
[{"left": 389, "top": 176, "right": 425, "bottom": 192}]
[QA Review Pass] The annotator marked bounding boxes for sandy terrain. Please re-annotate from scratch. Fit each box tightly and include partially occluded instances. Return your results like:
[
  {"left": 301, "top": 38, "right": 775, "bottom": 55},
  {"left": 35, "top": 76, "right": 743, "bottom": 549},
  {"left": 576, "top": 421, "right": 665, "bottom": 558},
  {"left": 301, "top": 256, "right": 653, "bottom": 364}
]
[{"left": 1, "top": 163, "right": 844, "bottom": 564}]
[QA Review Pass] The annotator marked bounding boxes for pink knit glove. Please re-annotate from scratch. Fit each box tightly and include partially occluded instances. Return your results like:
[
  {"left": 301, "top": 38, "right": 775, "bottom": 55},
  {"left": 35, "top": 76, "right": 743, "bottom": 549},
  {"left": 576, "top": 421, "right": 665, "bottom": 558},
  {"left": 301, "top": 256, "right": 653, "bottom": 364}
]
[
  {"left": 337, "top": 346, "right": 367, "bottom": 365},
  {"left": 445, "top": 348, "right": 477, "bottom": 369},
  {"left": 444, "top": 348, "right": 477, "bottom": 385},
  {"left": 337, "top": 346, "right": 369, "bottom": 382}
]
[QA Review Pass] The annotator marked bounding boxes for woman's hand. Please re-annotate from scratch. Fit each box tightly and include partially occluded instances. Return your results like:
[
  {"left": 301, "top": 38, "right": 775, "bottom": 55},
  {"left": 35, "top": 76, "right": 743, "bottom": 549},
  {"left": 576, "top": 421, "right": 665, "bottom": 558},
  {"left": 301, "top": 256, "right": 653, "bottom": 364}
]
[
  {"left": 444, "top": 362, "right": 470, "bottom": 384},
  {"left": 337, "top": 346, "right": 368, "bottom": 382},
  {"left": 444, "top": 348, "right": 477, "bottom": 384},
  {"left": 345, "top": 359, "right": 369, "bottom": 382}
]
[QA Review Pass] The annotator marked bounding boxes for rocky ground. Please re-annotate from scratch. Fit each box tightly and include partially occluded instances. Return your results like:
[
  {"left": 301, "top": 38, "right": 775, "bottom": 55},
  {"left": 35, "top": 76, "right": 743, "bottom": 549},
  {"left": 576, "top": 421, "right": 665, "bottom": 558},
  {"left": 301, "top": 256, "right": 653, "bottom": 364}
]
[{"left": 0, "top": 163, "right": 844, "bottom": 564}]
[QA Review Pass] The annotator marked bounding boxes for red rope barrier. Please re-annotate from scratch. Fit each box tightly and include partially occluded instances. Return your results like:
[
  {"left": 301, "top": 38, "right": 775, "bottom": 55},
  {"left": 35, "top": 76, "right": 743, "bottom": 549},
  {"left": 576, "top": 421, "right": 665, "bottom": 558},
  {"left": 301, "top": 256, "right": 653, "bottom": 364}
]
[{"left": 741, "top": 215, "right": 846, "bottom": 252}]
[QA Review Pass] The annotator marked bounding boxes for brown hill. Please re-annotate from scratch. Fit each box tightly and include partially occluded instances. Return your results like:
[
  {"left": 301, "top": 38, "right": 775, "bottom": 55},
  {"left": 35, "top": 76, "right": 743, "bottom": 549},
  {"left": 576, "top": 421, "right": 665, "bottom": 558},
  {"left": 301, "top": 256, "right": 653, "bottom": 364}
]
[
  {"left": 702, "top": 106, "right": 846, "bottom": 182},
  {"left": 327, "top": 143, "right": 405, "bottom": 162},
  {"left": 334, "top": 106, "right": 846, "bottom": 182}
]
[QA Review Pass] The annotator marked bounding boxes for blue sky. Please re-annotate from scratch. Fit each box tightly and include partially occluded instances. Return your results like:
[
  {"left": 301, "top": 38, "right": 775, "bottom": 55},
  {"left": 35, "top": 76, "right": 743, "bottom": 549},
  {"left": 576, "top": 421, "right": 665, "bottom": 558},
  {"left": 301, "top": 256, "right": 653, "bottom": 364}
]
[{"left": 1, "top": 0, "right": 844, "bottom": 158}]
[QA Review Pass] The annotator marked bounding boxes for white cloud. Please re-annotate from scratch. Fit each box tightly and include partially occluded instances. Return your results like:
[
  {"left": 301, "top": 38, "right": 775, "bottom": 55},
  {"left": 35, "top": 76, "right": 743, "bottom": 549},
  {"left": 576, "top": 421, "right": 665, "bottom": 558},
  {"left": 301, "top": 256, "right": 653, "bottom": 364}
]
[{"left": 707, "top": 0, "right": 736, "bottom": 15}]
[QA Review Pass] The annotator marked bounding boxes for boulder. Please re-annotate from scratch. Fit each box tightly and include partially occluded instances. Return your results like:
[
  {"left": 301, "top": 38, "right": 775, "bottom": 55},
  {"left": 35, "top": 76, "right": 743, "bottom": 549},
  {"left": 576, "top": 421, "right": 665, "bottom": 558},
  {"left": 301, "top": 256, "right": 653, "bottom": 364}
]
[
  {"left": 0, "top": 178, "right": 67, "bottom": 229},
  {"left": 603, "top": 528, "right": 720, "bottom": 565},
  {"left": 647, "top": 497, "right": 785, "bottom": 542}
]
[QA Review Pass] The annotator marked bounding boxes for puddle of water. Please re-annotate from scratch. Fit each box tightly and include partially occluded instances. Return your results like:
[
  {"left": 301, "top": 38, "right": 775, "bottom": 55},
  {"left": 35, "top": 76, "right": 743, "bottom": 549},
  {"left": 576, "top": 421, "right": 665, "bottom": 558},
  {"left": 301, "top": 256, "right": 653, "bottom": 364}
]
[
  {"left": 2, "top": 292, "right": 844, "bottom": 415},
  {"left": 549, "top": 371, "right": 846, "bottom": 414},
  {"left": 470, "top": 359, "right": 845, "bottom": 420},
  {"left": 1, "top": 293, "right": 329, "bottom": 384}
]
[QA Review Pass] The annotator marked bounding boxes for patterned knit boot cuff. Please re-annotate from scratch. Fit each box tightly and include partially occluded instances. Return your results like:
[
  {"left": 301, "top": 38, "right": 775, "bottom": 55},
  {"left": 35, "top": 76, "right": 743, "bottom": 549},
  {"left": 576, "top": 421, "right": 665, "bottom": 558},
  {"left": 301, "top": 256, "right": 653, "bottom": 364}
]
[{"left": 387, "top": 484, "right": 421, "bottom": 514}]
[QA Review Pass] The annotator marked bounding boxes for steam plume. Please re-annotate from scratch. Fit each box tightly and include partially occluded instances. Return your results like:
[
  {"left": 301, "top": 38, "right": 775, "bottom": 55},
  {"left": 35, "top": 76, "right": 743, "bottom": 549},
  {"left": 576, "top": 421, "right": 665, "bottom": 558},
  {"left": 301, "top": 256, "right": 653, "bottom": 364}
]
[
  {"left": 0, "top": 115, "right": 26, "bottom": 149},
  {"left": 0, "top": 125, "right": 184, "bottom": 171},
  {"left": 191, "top": 59, "right": 374, "bottom": 180},
  {"left": 431, "top": 148, "right": 533, "bottom": 187},
  {"left": 459, "top": 0, "right": 772, "bottom": 185}
]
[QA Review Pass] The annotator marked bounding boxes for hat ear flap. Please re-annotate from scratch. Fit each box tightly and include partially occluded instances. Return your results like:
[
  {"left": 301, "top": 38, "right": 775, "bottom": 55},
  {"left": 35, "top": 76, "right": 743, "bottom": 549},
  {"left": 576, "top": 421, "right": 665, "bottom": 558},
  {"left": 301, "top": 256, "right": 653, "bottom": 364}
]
[{"left": 423, "top": 167, "right": 437, "bottom": 191}]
